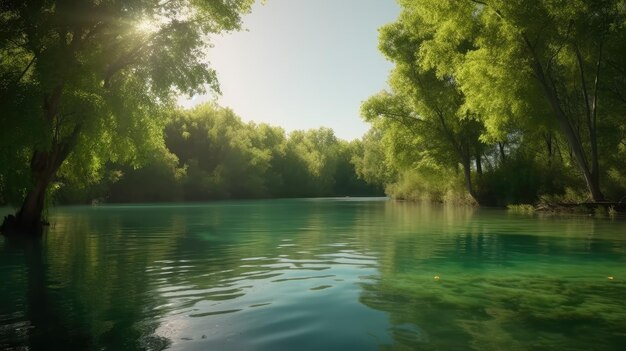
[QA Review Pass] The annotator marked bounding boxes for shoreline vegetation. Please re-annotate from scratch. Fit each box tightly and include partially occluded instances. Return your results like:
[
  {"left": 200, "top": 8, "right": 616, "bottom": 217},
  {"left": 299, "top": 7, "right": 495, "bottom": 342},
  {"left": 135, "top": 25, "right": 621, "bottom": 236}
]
[
  {"left": 2, "top": 1, "right": 626, "bottom": 234},
  {"left": 509, "top": 202, "right": 625, "bottom": 216},
  {"left": 355, "top": 1, "right": 626, "bottom": 214}
]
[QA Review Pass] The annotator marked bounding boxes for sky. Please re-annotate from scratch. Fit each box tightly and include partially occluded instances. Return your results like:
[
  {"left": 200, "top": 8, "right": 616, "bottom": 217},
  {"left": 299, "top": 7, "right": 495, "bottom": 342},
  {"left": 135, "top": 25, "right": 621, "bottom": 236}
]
[{"left": 179, "top": 0, "right": 400, "bottom": 140}]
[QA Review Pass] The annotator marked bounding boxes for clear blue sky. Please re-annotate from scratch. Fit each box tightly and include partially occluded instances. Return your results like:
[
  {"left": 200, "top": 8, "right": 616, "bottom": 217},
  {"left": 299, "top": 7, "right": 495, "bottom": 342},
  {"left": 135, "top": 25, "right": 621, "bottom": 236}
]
[{"left": 179, "top": 0, "right": 399, "bottom": 140}]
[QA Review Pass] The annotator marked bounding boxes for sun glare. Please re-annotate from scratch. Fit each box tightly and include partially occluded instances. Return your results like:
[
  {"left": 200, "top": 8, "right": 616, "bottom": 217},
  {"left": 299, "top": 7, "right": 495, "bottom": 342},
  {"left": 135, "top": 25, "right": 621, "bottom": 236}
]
[{"left": 136, "top": 18, "right": 161, "bottom": 34}]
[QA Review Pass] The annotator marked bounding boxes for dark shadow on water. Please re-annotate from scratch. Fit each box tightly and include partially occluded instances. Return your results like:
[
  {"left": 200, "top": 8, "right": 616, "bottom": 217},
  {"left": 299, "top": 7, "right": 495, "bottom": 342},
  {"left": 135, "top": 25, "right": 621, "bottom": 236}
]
[
  {"left": 0, "top": 220, "right": 172, "bottom": 350},
  {"left": 1, "top": 235, "right": 91, "bottom": 350}
]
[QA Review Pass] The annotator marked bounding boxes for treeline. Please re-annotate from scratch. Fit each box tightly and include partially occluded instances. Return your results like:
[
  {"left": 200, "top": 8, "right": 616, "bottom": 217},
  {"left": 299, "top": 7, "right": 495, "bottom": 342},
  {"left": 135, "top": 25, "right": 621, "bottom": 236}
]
[
  {"left": 2, "top": 0, "right": 625, "bottom": 218},
  {"left": 54, "top": 104, "right": 383, "bottom": 204},
  {"left": 356, "top": 0, "right": 626, "bottom": 206}
]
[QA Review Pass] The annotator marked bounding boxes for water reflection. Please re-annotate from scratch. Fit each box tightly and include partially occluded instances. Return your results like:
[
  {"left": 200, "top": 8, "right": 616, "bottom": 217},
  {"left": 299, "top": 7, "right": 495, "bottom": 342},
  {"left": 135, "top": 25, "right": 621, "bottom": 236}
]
[
  {"left": 0, "top": 200, "right": 391, "bottom": 350},
  {"left": 360, "top": 203, "right": 626, "bottom": 351},
  {"left": 0, "top": 200, "right": 625, "bottom": 350}
]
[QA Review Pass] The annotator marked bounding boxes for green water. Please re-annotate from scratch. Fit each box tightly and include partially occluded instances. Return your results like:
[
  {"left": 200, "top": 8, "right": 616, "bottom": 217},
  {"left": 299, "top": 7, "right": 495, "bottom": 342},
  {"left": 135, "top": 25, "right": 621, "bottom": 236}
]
[{"left": 1, "top": 199, "right": 625, "bottom": 350}]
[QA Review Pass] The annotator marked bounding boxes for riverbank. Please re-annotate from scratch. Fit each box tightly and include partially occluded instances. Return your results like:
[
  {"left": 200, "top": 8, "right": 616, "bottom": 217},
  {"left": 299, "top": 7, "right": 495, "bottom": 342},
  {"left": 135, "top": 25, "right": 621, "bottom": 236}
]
[{"left": 509, "top": 202, "right": 626, "bottom": 216}]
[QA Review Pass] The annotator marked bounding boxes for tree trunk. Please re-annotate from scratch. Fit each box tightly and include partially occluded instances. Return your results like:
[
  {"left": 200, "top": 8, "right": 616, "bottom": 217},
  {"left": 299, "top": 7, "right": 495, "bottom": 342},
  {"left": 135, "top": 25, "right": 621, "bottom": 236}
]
[
  {"left": 18, "top": 155, "right": 57, "bottom": 229},
  {"left": 2, "top": 126, "right": 79, "bottom": 235},
  {"left": 462, "top": 157, "right": 477, "bottom": 202},
  {"left": 525, "top": 48, "right": 605, "bottom": 201},
  {"left": 498, "top": 142, "right": 506, "bottom": 164},
  {"left": 539, "top": 83, "right": 604, "bottom": 201},
  {"left": 17, "top": 177, "right": 50, "bottom": 233},
  {"left": 2, "top": 149, "right": 65, "bottom": 234},
  {"left": 545, "top": 132, "right": 554, "bottom": 169}
]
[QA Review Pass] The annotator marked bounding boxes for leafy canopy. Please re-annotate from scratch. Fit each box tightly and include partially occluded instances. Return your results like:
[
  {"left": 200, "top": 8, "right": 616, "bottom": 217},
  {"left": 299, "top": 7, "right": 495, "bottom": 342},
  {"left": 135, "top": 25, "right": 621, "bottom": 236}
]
[{"left": 0, "top": 0, "right": 254, "bottom": 204}]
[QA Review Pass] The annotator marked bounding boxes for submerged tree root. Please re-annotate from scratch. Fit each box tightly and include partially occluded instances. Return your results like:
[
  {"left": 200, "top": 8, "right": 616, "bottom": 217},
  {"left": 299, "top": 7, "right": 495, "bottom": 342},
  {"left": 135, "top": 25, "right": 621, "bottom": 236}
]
[
  {"left": 0, "top": 215, "right": 47, "bottom": 236},
  {"left": 535, "top": 202, "right": 626, "bottom": 215}
]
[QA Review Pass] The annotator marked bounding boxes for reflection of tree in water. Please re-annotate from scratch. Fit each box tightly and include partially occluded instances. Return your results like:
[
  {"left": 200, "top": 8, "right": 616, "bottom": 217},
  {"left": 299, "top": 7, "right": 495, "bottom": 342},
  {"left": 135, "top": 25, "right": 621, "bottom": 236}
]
[
  {"left": 0, "top": 237, "right": 94, "bottom": 350},
  {"left": 0, "top": 209, "right": 186, "bottom": 350},
  {"left": 141, "top": 199, "right": 389, "bottom": 347},
  {"left": 0, "top": 200, "right": 379, "bottom": 349},
  {"left": 0, "top": 237, "right": 29, "bottom": 348},
  {"left": 358, "top": 207, "right": 626, "bottom": 351},
  {"left": 3, "top": 202, "right": 626, "bottom": 350},
  {"left": 152, "top": 200, "right": 373, "bottom": 310}
]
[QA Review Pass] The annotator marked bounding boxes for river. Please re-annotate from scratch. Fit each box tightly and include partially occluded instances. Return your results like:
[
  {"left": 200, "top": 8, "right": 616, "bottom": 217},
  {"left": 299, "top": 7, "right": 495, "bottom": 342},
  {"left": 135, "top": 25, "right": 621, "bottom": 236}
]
[{"left": 1, "top": 198, "right": 625, "bottom": 350}]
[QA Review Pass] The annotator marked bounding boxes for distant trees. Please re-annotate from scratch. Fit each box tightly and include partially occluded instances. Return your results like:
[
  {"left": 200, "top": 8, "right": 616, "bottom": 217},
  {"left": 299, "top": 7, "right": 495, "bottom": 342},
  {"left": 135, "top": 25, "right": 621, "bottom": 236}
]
[
  {"left": 0, "top": 0, "right": 254, "bottom": 232},
  {"left": 57, "top": 104, "right": 383, "bottom": 203},
  {"left": 361, "top": 0, "right": 626, "bottom": 205},
  {"left": 165, "top": 104, "right": 272, "bottom": 200}
]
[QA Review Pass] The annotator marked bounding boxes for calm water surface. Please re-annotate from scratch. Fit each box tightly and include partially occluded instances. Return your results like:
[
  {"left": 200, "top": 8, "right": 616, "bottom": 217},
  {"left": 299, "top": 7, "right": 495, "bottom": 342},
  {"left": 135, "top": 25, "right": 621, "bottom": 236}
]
[{"left": 1, "top": 198, "right": 626, "bottom": 350}]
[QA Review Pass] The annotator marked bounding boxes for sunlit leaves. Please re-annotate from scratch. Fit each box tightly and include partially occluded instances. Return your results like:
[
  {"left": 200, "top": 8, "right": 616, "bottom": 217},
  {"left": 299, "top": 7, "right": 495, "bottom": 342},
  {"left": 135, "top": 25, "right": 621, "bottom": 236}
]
[
  {"left": 365, "top": 0, "right": 626, "bottom": 202},
  {"left": 0, "top": 0, "right": 254, "bottom": 206},
  {"left": 90, "top": 103, "right": 380, "bottom": 202}
]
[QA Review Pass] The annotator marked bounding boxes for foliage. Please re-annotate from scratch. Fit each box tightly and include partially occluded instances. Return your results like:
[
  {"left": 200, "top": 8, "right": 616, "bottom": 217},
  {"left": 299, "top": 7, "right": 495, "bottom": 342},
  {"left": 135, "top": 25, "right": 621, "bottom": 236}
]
[
  {"left": 360, "top": 0, "right": 626, "bottom": 206},
  {"left": 0, "top": 0, "right": 254, "bottom": 227},
  {"left": 506, "top": 204, "right": 536, "bottom": 214},
  {"left": 56, "top": 104, "right": 383, "bottom": 203},
  {"left": 351, "top": 128, "right": 396, "bottom": 186},
  {"left": 385, "top": 170, "right": 473, "bottom": 204}
]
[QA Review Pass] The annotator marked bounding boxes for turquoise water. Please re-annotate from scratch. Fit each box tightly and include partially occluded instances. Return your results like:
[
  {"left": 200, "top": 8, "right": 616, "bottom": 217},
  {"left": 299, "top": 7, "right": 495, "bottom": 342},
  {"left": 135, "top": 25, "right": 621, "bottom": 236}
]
[{"left": 1, "top": 199, "right": 625, "bottom": 350}]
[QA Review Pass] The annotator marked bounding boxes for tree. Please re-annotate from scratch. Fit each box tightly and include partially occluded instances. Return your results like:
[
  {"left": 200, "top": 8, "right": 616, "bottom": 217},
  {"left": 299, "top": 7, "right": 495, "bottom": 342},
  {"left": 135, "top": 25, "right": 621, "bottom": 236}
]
[
  {"left": 0, "top": 0, "right": 254, "bottom": 233},
  {"left": 362, "top": 16, "right": 487, "bottom": 202},
  {"left": 369, "top": 0, "right": 626, "bottom": 203},
  {"left": 351, "top": 128, "right": 396, "bottom": 188},
  {"left": 274, "top": 128, "right": 339, "bottom": 197},
  {"left": 55, "top": 102, "right": 382, "bottom": 203},
  {"left": 165, "top": 104, "right": 273, "bottom": 200},
  {"left": 408, "top": 0, "right": 626, "bottom": 201}
]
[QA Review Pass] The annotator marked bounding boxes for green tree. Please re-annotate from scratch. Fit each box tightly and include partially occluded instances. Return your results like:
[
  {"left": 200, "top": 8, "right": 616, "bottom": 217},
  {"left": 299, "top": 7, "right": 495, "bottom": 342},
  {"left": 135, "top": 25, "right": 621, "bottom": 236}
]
[
  {"left": 367, "top": 0, "right": 626, "bottom": 204},
  {"left": 362, "top": 14, "right": 487, "bottom": 202},
  {"left": 287, "top": 128, "right": 340, "bottom": 196},
  {"left": 0, "top": 0, "right": 253, "bottom": 233},
  {"left": 62, "top": 103, "right": 380, "bottom": 203},
  {"left": 165, "top": 104, "right": 273, "bottom": 200},
  {"left": 106, "top": 147, "right": 184, "bottom": 203},
  {"left": 408, "top": 0, "right": 626, "bottom": 201},
  {"left": 351, "top": 128, "right": 396, "bottom": 188},
  {"left": 331, "top": 139, "right": 384, "bottom": 196}
]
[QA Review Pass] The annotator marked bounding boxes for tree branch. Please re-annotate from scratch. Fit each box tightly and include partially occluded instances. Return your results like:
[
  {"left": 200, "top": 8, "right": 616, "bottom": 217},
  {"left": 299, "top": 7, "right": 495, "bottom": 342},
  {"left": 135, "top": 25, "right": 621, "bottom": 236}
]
[
  {"left": 573, "top": 43, "right": 593, "bottom": 135},
  {"left": 591, "top": 39, "right": 603, "bottom": 137},
  {"left": 467, "top": 0, "right": 505, "bottom": 20}
]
